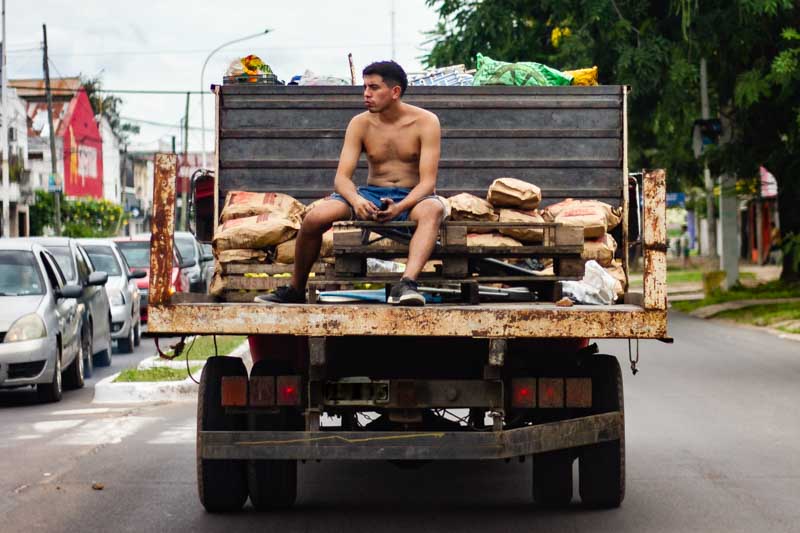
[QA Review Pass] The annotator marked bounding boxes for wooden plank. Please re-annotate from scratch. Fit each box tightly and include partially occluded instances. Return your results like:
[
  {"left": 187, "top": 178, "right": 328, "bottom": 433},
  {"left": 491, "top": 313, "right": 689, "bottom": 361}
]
[
  {"left": 643, "top": 169, "right": 667, "bottom": 310},
  {"left": 220, "top": 262, "right": 326, "bottom": 275},
  {"left": 334, "top": 245, "right": 583, "bottom": 257},
  {"left": 554, "top": 224, "right": 584, "bottom": 246},
  {"left": 309, "top": 274, "right": 578, "bottom": 284},
  {"left": 222, "top": 128, "right": 621, "bottom": 139},
  {"left": 149, "top": 153, "right": 177, "bottom": 306},
  {"left": 221, "top": 159, "right": 621, "bottom": 169}
]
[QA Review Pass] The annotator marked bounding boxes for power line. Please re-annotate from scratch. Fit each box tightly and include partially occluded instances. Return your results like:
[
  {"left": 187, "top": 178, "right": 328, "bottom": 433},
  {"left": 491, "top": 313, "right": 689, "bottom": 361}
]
[{"left": 120, "top": 115, "right": 213, "bottom": 131}]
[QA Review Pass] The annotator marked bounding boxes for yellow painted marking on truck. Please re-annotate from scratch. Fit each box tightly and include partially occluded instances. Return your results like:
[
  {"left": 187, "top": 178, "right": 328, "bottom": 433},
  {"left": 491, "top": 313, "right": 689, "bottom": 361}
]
[{"left": 235, "top": 432, "right": 446, "bottom": 446}]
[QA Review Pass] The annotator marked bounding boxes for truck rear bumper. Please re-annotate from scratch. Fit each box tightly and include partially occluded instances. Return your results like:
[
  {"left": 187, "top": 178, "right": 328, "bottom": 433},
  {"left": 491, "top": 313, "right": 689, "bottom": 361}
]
[{"left": 199, "top": 411, "right": 621, "bottom": 461}]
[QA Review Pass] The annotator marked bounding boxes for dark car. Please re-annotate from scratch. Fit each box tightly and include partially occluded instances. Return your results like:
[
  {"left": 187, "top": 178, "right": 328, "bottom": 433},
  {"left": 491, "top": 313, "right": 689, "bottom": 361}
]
[
  {"left": 175, "top": 231, "right": 214, "bottom": 293},
  {"left": 29, "top": 237, "right": 111, "bottom": 373}
]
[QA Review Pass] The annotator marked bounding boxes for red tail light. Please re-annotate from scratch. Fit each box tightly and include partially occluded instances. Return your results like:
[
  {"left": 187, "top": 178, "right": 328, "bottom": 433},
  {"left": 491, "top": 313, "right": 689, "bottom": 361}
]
[
  {"left": 511, "top": 378, "right": 536, "bottom": 408},
  {"left": 276, "top": 375, "right": 302, "bottom": 406}
]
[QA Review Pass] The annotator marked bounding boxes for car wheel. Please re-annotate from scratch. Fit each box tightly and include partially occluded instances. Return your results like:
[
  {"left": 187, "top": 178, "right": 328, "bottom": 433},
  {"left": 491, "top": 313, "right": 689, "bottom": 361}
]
[
  {"left": 133, "top": 317, "right": 141, "bottom": 347},
  {"left": 64, "top": 338, "right": 85, "bottom": 390},
  {"left": 118, "top": 322, "right": 134, "bottom": 354},
  {"left": 93, "top": 319, "right": 112, "bottom": 367},
  {"left": 83, "top": 331, "right": 94, "bottom": 379},
  {"left": 37, "top": 347, "right": 63, "bottom": 403}
]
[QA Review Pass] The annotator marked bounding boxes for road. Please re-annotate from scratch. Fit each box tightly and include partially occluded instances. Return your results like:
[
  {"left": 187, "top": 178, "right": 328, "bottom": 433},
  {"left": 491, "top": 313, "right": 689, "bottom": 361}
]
[{"left": 1, "top": 314, "right": 799, "bottom": 532}]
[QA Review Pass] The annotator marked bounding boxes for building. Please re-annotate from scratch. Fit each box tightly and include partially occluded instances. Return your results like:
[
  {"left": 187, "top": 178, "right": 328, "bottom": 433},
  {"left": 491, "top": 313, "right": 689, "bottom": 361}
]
[
  {"left": 98, "top": 115, "right": 121, "bottom": 204},
  {"left": 11, "top": 77, "right": 104, "bottom": 200},
  {"left": 0, "top": 85, "right": 33, "bottom": 236}
]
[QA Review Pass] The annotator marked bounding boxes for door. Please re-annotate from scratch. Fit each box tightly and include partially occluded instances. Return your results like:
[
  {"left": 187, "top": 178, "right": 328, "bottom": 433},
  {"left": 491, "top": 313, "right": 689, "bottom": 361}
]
[
  {"left": 40, "top": 252, "right": 81, "bottom": 364},
  {"left": 75, "top": 244, "right": 110, "bottom": 350}
]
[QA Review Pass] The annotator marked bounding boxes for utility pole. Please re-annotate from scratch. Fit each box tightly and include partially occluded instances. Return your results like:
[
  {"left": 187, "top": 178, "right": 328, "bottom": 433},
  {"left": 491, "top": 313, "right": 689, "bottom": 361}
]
[
  {"left": 1, "top": 0, "right": 10, "bottom": 238},
  {"left": 43, "top": 24, "right": 61, "bottom": 236},
  {"left": 180, "top": 91, "right": 189, "bottom": 231},
  {"left": 390, "top": 0, "right": 396, "bottom": 60},
  {"left": 700, "top": 57, "right": 716, "bottom": 260}
]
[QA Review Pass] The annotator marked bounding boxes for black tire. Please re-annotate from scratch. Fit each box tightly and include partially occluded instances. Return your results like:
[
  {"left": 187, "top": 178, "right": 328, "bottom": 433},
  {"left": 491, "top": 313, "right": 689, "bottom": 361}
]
[
  {"left": 38, "top": 347, "right": 63, "bottom": 403},
  {"left": 532, "top": 449, "right": 574, "bottom": 507},
  {"left": 197, "top": 356, "right": 249, "bottom": 513},
  {"left": 83, "top": 332, "right": 94, "bottom": 379},
  {"left": 247, "top": 359, "right": 299, "bottom": 510},
  {"left": 118, "top": 323, "right": 135, "bottom": 354},
  {"left": 63, "top": 339, "right": 85, "bottom": 390},
  {"left": 579, "top": 355, "right": 625, "bottom": 508},
  {"left": 133, "top": 318, "right": 141, "bottom": 347}
]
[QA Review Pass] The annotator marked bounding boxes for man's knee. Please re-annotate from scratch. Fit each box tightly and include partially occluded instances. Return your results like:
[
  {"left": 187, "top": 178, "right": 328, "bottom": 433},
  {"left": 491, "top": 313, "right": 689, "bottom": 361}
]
[
  {"left": 301, "top": 202, "right": 348, "bottom": 235},
  {"left": 412, "top": 199, "right": 445, "bottom": 224}
]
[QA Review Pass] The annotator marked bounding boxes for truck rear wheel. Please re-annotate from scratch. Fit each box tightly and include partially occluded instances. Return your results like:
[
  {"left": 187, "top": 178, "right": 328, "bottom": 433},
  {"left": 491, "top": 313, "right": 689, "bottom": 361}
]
[
  {"left": 197, "top": 356, "right": 249, "bottom": 512},
  {"left": 579, "top": 354, "right": 625, "bottom": 508},
  {"left": 532, "top": 449, "right": 574, "bottom": 506},
  {"left": 247, "top": 359, "right": 299, "bottom": 510}
]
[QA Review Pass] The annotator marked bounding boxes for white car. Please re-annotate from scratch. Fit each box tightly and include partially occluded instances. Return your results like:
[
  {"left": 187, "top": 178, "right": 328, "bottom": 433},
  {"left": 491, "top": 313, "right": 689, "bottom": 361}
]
[{"left": 78, "top": 239, "right": 146, "bottom": 353}]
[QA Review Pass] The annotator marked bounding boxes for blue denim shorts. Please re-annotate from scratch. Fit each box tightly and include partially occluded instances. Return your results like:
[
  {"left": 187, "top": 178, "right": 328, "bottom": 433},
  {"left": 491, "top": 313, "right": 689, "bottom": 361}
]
[{"left": 329, "top": 185, "right": 449, "bottom": 221}]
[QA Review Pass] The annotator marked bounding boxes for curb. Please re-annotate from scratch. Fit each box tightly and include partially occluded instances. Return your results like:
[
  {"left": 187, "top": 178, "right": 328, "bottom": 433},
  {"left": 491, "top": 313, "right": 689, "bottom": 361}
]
[
  {"left": 690, "top": 297, "right": 800, "bottom": 319},
  {"left": 93, "top": 339, "right": 251, "bottom": 404}
]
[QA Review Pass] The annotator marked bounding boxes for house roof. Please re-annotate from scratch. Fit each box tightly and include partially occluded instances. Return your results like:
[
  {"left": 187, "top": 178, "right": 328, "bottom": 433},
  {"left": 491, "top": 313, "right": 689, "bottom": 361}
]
[{"left": 9, "top": 78, "right": 84, "bottom": 140}]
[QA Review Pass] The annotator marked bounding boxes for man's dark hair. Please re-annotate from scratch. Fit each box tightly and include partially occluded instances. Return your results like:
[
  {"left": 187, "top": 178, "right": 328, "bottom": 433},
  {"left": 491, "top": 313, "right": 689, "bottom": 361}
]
[{"left": 363, "top": 60, "right": 408, "bottom": 96}]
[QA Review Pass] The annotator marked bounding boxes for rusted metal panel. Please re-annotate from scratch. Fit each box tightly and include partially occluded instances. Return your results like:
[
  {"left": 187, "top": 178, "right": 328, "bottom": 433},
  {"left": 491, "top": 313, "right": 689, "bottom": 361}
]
[
  {"left": 148, "top": 302, "right": 668, "bottom": 338},
  {"left": 643, "top": 169, "right": 667, "bottom": 310},
  {"left": 621, "top": 88, "right": 630, "bottom": 280},
  {"left": 566, "top": 378, "right": 593, "bottom": 408},
  {"left": 149, "top": 153, "right": 177, "bottom": 306},
  {"left": 213, "top": 86, "right": 221, "bottom": 237},
  {"left": 488, "top": 338, "right": 507, "bottom": 366},
  {"left": 198, "top": 411, "right": 622, "bottom": 460}
]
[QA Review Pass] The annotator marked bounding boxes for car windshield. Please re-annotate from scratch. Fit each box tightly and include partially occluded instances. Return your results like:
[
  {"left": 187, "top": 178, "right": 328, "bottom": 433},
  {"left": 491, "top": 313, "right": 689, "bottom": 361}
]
[
  {"left": 46, "top": 246, "right": 76, "bottom": 281},
  {"left": 175, "top": 237, "right": 196, "bottom": 262},
  {"left": 83, "top": 245, "right": 122, "bottom": 276},
  {"left": 116, "top": 241, "right": 150, "bottom": 268},
  {"left": 0, "top": 251, "right": 45, "bottom": 296}
]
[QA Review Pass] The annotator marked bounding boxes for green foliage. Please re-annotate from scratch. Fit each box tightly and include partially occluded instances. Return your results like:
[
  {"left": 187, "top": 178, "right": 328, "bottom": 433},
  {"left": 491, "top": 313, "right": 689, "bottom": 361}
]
[
  {"left": 782, "top": 232, "right": 800, "bottom": 273},
  {"left": 114, "top": 366, "right": 203, "bottom": 383},
  {"left": 81, "top": 75, "right": 140, "bottom": 143},
  {"left": 29, "top": 190, "right": 127, "bottom": 237}
]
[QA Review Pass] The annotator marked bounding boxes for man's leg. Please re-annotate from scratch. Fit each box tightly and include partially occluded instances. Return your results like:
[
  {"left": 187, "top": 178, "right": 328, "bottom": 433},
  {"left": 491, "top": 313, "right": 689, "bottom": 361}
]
[
  {"left": 292, "top": 200, "right": 351, "bottom": 290},
  {"left": 404, "top": 198, "right": 445, "bottom": 280}
]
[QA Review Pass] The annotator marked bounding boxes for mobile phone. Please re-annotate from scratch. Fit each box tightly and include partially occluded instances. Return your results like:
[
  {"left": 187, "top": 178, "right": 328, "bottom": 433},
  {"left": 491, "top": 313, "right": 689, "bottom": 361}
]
[{"left": 380, "top": 201, "right": 390, "bottom": 211}]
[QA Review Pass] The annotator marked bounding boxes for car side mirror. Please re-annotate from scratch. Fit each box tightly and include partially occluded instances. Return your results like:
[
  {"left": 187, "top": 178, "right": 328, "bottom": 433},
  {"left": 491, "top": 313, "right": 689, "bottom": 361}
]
[
  {"left": 202, "top": 252, "right": 214, "bottom": 262},
  {"left": 179, "top": 259, "right": 196, "bottom": 269},
  {"left": 129, "top": 270, "right": 147, "bottom": 279},
  {"left": 88, "top": 271, "right": 108, "bottom": 286},
  {"left": 57, "top": 284, "right": 83, "bottom": 299}
]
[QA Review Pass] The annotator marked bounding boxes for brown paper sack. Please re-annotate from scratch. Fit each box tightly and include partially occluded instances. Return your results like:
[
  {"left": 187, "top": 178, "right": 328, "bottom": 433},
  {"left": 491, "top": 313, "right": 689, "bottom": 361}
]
[
  {"left": 448, "top": 193, "right": 498, "bottom": 233},
  {"left": 582, "top": 234, "right": 618, "bottom": 267},
  {"left": 213, "top": 213, "right": 299, "bottom": 251},
  {"left": 605, "top": 260, "right": 627, "bottom": 299},
  {"left": 545, "top": 199, "right": 622, "bottom": 238},
  {"left": 274, "top": 229, "right": 334, "bottom": 264},
  {"left": 497, "top": 208, "right": 545, "bottom": 243},
  {"left": 467, "top": 233, "right": 523, "bottom": 247},
  {"left": 215, "top": 248, "right": 268, "bottom": 264},
  {"left": 487, "top": 178, "right": 541, "bottom": 210},
  {"left": 220, "top": 191, "right": 305, "bottom": 224}
]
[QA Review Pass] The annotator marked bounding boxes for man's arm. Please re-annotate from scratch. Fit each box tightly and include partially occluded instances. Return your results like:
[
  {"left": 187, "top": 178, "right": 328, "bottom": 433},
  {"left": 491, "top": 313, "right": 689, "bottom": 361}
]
[
  {"left": 379, "top": 113, "right": 441, "bottom": 218},
  {"left": 334, "top": 116, "right": 379, "bottom": 220}
]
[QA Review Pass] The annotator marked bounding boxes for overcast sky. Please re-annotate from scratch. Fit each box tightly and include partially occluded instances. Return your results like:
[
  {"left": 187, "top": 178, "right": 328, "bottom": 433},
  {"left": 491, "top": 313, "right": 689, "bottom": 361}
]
[{"left": 6, "top": 0, "right": 441, "bottom": 153}]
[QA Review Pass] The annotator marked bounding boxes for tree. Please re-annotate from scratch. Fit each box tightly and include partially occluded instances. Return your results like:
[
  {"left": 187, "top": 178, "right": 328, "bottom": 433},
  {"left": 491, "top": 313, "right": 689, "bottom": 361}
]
[
  {"left": 424, "top": 0, "right": 800, "bottom": 280},
  {"left": 81, "top": 75, "right": 140, "bottom": 144}
]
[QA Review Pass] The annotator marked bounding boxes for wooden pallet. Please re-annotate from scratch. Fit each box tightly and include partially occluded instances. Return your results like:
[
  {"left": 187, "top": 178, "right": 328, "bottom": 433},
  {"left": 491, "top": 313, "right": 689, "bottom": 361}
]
[{"left": 212, "top": 262, "right": 329, "bottom": 302}]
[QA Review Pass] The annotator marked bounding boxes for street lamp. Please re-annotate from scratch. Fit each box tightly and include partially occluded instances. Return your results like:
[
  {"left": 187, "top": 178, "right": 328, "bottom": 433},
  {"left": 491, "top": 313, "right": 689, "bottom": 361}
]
[{"left": 200, "top": 29, "right": 271, "bottom": 169}]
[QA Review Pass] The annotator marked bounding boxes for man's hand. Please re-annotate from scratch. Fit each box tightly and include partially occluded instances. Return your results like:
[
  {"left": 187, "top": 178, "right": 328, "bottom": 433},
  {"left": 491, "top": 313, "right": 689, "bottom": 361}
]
[
  {"left": 376, "top": 197, "right": 402, "bottom": 222},
  {"left": 353, "top": 196, "right": 380, "bottom": 220}
]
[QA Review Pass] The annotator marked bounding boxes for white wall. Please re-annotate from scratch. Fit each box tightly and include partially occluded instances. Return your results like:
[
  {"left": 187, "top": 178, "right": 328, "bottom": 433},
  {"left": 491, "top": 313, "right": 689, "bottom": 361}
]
[{"left": 98, "top": 116, "right": 121, "bottom": 204}]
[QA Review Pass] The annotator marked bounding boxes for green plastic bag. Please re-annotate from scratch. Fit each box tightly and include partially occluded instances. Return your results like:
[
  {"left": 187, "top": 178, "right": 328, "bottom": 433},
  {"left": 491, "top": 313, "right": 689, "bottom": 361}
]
[{"left": 472, "top": 53, "right": 572, "bottom": 87}]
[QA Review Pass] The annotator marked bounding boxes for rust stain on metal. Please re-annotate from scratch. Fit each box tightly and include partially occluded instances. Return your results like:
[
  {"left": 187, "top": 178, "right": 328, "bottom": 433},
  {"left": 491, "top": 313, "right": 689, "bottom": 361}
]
[
  {"left": 148, "top": 303, "right": 668, "bottom": 339},
  {"left": 643, "top": 169, "right": 667, "bottom": 310},
  {"left": 150, "top": 153, "right": 177, "bottom": 306}
]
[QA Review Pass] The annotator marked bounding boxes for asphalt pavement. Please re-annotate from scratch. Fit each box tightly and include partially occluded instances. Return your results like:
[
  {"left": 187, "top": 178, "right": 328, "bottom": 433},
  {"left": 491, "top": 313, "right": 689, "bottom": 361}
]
[{"left": 1, "top": 315, "right": 799, "bottom": 532}]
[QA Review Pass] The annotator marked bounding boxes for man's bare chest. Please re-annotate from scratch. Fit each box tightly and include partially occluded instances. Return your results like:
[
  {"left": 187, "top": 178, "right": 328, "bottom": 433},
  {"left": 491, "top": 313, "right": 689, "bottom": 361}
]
[{"left": 362, "top": 125, "right": 421, "bottom": 165}]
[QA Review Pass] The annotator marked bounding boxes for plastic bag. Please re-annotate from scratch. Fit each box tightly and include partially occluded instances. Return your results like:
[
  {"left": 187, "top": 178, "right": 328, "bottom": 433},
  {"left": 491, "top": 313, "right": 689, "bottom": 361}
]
[
  {"left": 561, "top": 260, "right": 619, "bottom": 305},
  {"left": 565, "top": 66, "right": 598, "bottom": 86},
  {"left": 472, "top": 53, "right": 572, "bottom": 87},
  {"left": 226, "top": 55, "right": 273, "bottom": 77},
  {"left": 298, "top": 69, "right": 350, "bottom": 86}
]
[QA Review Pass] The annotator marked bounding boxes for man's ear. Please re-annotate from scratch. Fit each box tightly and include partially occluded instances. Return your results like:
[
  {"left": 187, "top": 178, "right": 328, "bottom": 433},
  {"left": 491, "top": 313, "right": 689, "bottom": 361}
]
[{"left": 391, "top": 85, "right": 402, "bottom": 100}]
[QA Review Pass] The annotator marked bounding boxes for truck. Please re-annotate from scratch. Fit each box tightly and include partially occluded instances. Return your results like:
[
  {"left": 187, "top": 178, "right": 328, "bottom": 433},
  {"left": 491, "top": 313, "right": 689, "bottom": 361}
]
[{"left": 146, "top": 83, "right": 668, "bottom": 512}]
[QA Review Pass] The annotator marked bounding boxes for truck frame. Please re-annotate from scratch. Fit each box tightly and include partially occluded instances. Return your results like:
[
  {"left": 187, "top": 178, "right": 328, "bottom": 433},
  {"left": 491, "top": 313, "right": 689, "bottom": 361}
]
[{"left": 146, "top": 84, "right": 667, "bottom": 512}]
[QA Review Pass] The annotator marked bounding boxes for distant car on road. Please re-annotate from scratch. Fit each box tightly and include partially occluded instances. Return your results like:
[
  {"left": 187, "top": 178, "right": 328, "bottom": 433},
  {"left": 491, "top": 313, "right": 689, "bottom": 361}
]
[
  {"left": 114, "top": 235, "right": 195, "bottom": 323},
  {"left": 79, "top": 239, "right": 146, "bottom": 353},
  {"left": 0, "top": 240, "right": 85, "bottom": 402},
  {"left": 29, "top": 237, "right": 111, "bottom": 372},
  {"left": 174, "top": 231, "right": 214, "bottom": 293}
]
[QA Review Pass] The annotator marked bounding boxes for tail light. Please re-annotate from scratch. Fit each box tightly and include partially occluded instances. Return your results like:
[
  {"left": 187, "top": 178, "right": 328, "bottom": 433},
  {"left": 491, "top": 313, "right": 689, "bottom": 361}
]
[
  {"left": 511, "top": 378, "right": 536, "bottom": 408},
  {"left": 276, "top": 375, "right": 302, "bottom": 406},
  {"left": 223, "top": 375, "right": 302, "bottom": 407}
]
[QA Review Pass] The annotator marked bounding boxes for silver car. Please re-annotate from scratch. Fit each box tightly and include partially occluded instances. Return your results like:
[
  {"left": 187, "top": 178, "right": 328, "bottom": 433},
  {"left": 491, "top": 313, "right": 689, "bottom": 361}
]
[
  {"left": 0, "top": 240, "right": 84, "bottom": 402},
  {"left": 79, "top": 239, "right": 146, "bottom": 353}
]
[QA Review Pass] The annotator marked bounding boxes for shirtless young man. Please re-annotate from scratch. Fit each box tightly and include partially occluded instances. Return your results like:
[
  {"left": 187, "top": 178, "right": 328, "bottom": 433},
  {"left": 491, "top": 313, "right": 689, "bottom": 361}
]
[{"left": 256, "top": 60, "right": 445, "bottom": 306}]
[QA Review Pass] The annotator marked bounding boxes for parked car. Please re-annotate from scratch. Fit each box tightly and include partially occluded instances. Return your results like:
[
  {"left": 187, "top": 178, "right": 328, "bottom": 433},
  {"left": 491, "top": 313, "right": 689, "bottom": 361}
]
[
  {"left": 114, "top": 235, "right": 194, "bottom": 323},
  {"left": 79, "top": 239, "right": 146, "bottom": 354},
  {"left": 29, "top": 237, "right": 111, "bottom": 371},
  {"left": 175, "top": 231, "right": 214, "bottom": 293},
  {"left": 202, "top": 243, "right": 214, "bottom": 291},
  {"left": 0, "top": 240, "right": 85, "bottom": 402}
]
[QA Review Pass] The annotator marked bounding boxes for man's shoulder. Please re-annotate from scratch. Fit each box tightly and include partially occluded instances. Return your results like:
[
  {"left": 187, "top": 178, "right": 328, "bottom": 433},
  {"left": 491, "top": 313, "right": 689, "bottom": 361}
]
[{"left": 405, "top": 104, "right": 439, "bottom": 124}]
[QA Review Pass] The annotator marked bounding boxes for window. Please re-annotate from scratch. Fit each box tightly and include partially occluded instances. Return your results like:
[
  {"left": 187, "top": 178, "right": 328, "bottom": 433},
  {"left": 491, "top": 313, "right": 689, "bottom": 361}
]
[
  {"left": 0, "top": 251, "right": 45, "bottom": 296},
  {"left": 47, "top": 246, "right": 76, "bottom": 282},
  {"left": 40, "top": 252, "right": 63, "bottom": 291},
  {"left": 83, "top": 245, "right": 122, "bottom": 276},
  {"left": 75, "top": 246, "right": 90, "bottom": 281},
  {"left": 116, "top": 241, "right": 150, "bottom": 269}
]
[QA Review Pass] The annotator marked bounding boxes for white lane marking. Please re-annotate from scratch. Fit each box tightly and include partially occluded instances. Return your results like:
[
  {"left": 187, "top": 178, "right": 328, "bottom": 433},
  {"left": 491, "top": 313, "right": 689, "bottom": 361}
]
[
  {"left": 57, "top": 416, "right": 159, "bottom": 446},
  {"left": 148, "top": 420, "right": 195, "bottom": 444},
  {"left": 33, "top": 420, "right": 85, "bottom": 433},
  {"left": 50, "top": 407, "right": 131, "bottom": 416}
]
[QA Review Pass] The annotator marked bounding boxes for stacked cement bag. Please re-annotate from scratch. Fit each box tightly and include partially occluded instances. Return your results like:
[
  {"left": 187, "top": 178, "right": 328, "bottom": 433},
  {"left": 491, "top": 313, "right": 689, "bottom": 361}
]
[
  {"left": 543, "top": 198, "right": 621, "bottom": 238},
  {"left": 448, "top": 192, "right": 498, "bottom": 233},
  {"left": 220, "top": 191, "right": 304, "bottom": 224},
  {"left": 213, "top": 213, "right": 300, "bottom": 251},
  {"left": 582, "top": 233, "right": 617, "bottom": 267}
]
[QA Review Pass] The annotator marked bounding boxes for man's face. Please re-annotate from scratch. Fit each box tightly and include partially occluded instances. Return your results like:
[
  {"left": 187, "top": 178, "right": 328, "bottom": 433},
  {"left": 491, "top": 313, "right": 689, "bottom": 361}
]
[{"left": 363, "top": 74, "right": 400, "bottom": 113}]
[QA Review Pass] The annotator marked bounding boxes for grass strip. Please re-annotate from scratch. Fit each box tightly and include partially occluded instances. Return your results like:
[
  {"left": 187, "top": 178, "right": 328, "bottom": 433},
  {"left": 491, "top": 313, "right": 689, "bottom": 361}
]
[
  {"left": 114, "top": 366, "right": 203, "bottom": 383},
  {"left": 630, "top": 270, "right": 755, "bottom": 287},
  {"left": 714, "top": 303, "right": 800, "bottom": 333},
  {"left": 672, "top": 281, "right": 800, "bottom": 313}
]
